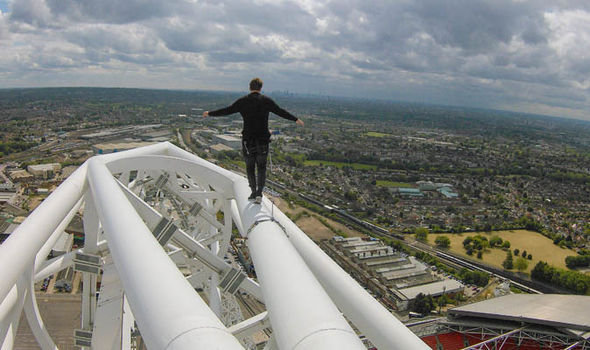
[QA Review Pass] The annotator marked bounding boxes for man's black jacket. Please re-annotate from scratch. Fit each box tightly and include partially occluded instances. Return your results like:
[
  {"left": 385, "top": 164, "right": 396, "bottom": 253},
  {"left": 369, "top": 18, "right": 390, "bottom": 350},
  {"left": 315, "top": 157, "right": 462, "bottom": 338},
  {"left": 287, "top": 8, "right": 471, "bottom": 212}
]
[{"left": 209, "top": 92, "right": 298, "bottom": 141}]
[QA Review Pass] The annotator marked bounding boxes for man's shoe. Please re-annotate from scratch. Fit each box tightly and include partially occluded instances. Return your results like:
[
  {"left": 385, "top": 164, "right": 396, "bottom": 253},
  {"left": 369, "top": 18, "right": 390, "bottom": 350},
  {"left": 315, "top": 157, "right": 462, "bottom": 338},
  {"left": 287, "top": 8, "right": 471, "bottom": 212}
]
[
  {"left": 248, "top": 192, "right": 256, "bottom": 201},
  {"left": 255, "top": 195, "right": 262, "bottom": 204}
]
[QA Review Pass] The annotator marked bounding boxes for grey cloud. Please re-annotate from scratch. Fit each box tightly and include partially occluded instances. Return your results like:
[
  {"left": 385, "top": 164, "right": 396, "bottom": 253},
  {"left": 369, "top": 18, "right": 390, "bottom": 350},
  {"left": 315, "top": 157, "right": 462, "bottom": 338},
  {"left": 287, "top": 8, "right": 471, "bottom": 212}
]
[
  {"left": 9, "top": 0, "right": 53, "bottom": 28},
  {"left": 44, "top": 0, "right": 186, "bottom": 24},
  {"left": 520, "top": 17, "right": 549, "bottom": 45},
  {"left": 0, "top": 12, "right": 8, "bottom": 39},
  {"left": 409, "top": 0, "right": 540, "bottom": 53},
  {"left": 209, "top": 50, "right": 283, "bottom": 63},
  {"left": 2, "top": 0, "right": 590, "bottom": 119},
  {"left": 351, "top": 59, "right": 389, "bottom": 71},
  {"left": 63, "top": 24, "right": 160, "bottom": 55}
]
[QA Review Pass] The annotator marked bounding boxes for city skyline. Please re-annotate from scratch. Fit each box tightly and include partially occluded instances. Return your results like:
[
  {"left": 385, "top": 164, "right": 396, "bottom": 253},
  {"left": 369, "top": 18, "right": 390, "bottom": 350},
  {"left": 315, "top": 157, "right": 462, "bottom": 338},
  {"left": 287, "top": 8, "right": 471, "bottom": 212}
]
[{"left": 0, "top": 0, "right": 589, "bottom": 121}]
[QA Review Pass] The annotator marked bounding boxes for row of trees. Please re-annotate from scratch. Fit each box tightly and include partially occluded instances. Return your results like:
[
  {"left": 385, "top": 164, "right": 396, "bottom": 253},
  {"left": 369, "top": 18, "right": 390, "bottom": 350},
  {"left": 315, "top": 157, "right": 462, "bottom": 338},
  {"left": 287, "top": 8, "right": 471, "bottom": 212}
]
[
  {"left": 458, "top": 268, "right": 489, "bottom": 287},
  {"left": 0, "top": 141, "right": 37, "bottom": 157},
  {"left": 565, "top": 255, "right": 590, "bottom": 269},
  {"left": 462, "top": 235, "right": 511, "bottom": 258},
  {"left": 514, "top": 248, "right": 533, "bottom": 260},
  {"left": 502, "top": 251, "right": 529, "bottom": 271},
  {"left": 531, "top": 261, "right": 590, "bottom": 295}
]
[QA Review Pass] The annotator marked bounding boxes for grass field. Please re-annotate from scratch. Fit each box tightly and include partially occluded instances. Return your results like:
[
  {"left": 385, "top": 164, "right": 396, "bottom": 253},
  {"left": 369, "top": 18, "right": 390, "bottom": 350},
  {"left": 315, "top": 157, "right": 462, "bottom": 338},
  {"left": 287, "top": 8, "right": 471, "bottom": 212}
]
[
  {"left": 427, "top": 230, "right": 576, "bottom": 273},
  {"left": 270, "top": 195, "right": 365, "bottom": 240},
  {"left": 376, "top": 180, "right": 414, "bottom": 188},
  {"left": 366, "top": 131, "right": 390, "bottom": 138},
  {"left": 304, "top": 160, "right": 378, "bottom": 170}
]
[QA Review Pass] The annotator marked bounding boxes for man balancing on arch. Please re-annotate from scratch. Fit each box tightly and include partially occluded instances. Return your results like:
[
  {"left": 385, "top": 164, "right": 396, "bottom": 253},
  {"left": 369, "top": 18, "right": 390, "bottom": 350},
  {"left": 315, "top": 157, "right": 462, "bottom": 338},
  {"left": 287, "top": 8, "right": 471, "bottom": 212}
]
[{"left": 203, "top": 78, "right": 304, "bottom": 204}]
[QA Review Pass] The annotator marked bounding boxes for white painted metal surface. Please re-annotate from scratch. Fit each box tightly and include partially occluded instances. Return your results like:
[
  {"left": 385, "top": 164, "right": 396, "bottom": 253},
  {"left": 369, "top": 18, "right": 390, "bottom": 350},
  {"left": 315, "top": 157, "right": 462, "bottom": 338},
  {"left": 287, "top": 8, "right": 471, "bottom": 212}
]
[
  {"left": 87, "top": 158, "right": 244, "bottom": 350},
  {"left": 268, "top": 196, "right": 431, "bottom": 350},
  {"left": 0, "top": 142, "right": 429, "bottom": 349}
]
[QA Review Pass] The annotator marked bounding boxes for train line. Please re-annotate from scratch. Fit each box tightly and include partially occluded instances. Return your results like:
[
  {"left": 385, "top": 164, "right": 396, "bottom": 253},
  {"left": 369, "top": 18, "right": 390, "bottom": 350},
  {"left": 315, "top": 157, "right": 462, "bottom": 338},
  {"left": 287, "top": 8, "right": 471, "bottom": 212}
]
[{"left": 267, "top": 182, "right": 542, "bottom": 294}]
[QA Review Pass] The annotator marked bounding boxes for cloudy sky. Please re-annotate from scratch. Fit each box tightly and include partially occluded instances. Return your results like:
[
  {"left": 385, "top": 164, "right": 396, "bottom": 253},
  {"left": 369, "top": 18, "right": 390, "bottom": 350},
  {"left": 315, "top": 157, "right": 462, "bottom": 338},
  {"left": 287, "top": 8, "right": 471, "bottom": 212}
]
[{"left": 0, "top": 0, "right": 589, "bottom": 120}]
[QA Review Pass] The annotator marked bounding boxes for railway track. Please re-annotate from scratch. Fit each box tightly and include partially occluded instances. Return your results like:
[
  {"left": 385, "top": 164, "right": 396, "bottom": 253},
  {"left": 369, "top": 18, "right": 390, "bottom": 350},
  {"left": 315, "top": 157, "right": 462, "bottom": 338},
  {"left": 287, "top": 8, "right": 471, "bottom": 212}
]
[{"left": 267, "top": 183, "right": 544, "bottom": 294}]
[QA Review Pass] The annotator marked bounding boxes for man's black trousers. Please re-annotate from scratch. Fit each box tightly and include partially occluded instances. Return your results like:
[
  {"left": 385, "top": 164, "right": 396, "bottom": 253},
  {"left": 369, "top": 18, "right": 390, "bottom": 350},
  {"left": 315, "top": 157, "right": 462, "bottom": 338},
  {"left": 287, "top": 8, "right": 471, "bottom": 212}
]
[{"left": 242, "top": 138, "right": 269, "bottom": 196}]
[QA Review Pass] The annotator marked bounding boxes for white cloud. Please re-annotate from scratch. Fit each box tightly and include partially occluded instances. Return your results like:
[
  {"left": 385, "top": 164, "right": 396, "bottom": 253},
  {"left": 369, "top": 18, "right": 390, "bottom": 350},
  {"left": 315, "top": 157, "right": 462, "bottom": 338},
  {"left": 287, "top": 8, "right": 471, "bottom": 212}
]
[
  {"left": 0, "top": 11, "right": 9, "bottom": 40},
  {"left": 545, "top": 9, "right": 590, "bottom": 89},
  {"left": 0, "top": 0, "right": 589, "bottom": 120}
]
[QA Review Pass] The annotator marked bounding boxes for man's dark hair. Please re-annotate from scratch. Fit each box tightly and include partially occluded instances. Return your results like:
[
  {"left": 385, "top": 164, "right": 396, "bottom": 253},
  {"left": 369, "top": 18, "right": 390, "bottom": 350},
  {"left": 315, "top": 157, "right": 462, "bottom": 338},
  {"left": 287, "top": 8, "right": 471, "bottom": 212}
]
[{"left": 250, "top": 78, "right": 263, "bottom": 91}]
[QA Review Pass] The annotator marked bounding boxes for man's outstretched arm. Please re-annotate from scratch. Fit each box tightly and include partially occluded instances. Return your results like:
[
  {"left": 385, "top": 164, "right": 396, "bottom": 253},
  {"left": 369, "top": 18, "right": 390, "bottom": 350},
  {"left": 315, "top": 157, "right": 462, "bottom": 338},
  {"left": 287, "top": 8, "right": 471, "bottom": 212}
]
[
  {"left": 268, "top": 99, "right": 304, "bottom": 126},
  {"left": 203, "top": 100, "right": 241, "bottom": 118}
]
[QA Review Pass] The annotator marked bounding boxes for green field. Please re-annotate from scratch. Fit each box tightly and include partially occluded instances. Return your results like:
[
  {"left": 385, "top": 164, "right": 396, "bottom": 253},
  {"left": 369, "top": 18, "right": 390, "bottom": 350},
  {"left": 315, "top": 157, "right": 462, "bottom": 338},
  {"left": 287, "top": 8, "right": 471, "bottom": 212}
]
[
  {"left": 366, "top": 131, "right": 390, "bottom": 138},
  {"left": 426, "top": 230, "right": 577, "bottom": 273},
  {"left": 304, "top": 160, "right": 378, "bottom": 170},
  {"left": 376, "top": 180, "right": 414, "bottom": 188}
]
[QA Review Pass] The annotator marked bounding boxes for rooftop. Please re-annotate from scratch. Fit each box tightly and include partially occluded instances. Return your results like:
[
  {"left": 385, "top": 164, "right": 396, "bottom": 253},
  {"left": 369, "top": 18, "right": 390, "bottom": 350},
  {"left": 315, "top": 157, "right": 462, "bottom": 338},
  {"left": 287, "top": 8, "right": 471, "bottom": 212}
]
[
  {"left": 397, "top": 279, "right": 464, "bottom": 300},
  {"left": 449, "top": 294, "right": 590, "bottom": 331}
]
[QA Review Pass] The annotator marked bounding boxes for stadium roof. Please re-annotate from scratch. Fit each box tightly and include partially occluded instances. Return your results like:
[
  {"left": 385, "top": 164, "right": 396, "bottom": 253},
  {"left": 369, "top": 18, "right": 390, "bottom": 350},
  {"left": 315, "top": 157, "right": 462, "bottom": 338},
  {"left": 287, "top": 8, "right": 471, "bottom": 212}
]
[{"left": 449, "top": 294, "right": 590, "bottom": 331}]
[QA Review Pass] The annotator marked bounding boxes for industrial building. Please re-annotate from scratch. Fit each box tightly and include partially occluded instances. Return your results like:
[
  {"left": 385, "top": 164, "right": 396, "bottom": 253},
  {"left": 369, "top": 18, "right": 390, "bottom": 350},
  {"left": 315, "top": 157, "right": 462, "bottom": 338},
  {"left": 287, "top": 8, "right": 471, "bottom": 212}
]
[
  {"left": 397, "top": 188, "right": 425, "bottom": 197},
  {"left": 27, "top": 163, "right": 61, "bottom": 179},
  {"left": 327, "top": 236, "right": 463, "bottom": 311},
  {"left": 92, "top": 141, "right": 156, "bottom": 154},
  {"left": 212, "top": 134, "right": 241, "bottom": 150}
]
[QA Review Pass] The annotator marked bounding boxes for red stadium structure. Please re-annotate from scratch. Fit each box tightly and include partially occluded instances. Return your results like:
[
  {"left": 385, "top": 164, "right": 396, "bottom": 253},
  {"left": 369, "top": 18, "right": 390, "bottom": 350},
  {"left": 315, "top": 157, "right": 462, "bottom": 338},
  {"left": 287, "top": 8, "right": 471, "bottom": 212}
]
[{"left": 416, "top": 294, "right": 590, "bottom": 350}]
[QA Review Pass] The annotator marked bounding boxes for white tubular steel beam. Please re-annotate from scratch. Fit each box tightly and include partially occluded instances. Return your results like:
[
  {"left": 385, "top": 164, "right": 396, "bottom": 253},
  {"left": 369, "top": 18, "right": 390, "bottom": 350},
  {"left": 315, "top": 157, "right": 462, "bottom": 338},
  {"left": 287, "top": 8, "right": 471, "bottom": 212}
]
[
  {"left": 248, "top": 221, "right": 365, "bottom": 350},
  {"left": 266, "top": 196, "right": 430, "bottom": 350},
  {"left": 22, "top": 267, "right": 56, "bottom": 350},
  {"left": 0, "top": 274, "right": 27, "bottom": 350},
  {"left": 91, "top": 260, "right": 125, "bottom": 350},
  {"left": 34, "top": 197, "right": 84, "bottom": 272},
  {"left": 0, "top": 163, "right": 88, "bottom": 302},
  {"left": 165, "top": 144, "right": 367, "bottom": 349},
  {"left": 169, "top": 147, "right": 365, "bottom": 349},
  {"left": 115, "top": 179, "right": 264, "bottom": 302},
  {"left": 227, "top": 311, "right": 269, "bottom": 339},
  {"left": 34, "top": 244, "right": 107, "bottom": 282},
  {"left": 87, "top": 158, "right": 244, "bottom": 350}
]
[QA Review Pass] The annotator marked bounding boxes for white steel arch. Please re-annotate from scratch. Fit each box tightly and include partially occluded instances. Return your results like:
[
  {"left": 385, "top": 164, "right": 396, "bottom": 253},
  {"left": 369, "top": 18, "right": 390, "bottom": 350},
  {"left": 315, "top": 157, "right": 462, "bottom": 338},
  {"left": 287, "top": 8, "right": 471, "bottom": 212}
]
[{"left": 0, "top": 142, "right": 429, "bottom": 350}]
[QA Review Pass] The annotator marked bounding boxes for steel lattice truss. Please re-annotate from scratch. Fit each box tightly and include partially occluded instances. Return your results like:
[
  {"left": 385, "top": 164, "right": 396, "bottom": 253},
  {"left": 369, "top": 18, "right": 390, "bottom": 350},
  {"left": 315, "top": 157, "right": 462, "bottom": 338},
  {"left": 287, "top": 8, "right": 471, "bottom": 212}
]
[
  {"left": 0, "top": 142, "right": 428, "bottom": 350},
  {"left": 441, "top": 323, "right": 590, "bottom": 350}
]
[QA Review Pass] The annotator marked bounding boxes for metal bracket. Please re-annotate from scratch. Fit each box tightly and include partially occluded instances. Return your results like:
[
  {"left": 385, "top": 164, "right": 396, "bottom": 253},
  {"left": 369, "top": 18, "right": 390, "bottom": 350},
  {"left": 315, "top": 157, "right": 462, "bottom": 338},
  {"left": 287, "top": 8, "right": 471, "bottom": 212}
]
[
  {"left": 189, "top": 201, "right": 203, "bottom": 216},
  {"left": 73, "top": 253, "right": 101, "bottom": 275},
  {"left": 219, "top": 268, "right": 247, "bottom": 295},
  {"left": 247, "top": 217, "right": 288, "bottom": 237},
  {"left": 152, "top": 217, "right": 177, "bottom": 246},
  {"left": 74, "top": 329, "right": 93, "bottom": 347},
  {"left": 154, "top": 172, "right": 169, "bottom": 189}
]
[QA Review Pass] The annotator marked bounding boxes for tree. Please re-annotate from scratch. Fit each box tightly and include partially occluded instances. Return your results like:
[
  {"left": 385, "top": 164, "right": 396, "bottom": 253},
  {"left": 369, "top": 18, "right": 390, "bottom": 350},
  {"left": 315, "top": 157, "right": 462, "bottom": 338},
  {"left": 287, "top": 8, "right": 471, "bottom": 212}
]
[
  {"left": 522, "top": 250, "right": 527, "bottom": 258},
  {"left": 435, "top": 235, "right": 451, "bottom": 248},
  {"left": 415, "top": 227, "right": 429, "bottom": 242},
  {"left": 477, "top": 251, "right": 483, "bottom": 259},
  {"left": 503, "top": 251, "right": 514, "bottom": 270},
  {"left": 513, "top": 248, "right": 520, "bottom": 256},
  {"left": 501, "top": 240, "right": 511, "bottom": 249},
  {"left": 532, "top": 261, "right": 590, "bottom": 295},
  {"left": 515, "top": 257, "right": 529, "bottom": 272},
  {"left": 565, "top": 255, "right": 590, "bottom": 269},
  {"left": 412, "top": 293, "right": 436, "bottom": 315},
  {"left": 458, "top": 268, "right": 489, "bottom": 287},
  {"left": 489, "top": 236, "right": 503, "bottom": 247},
  {"left": 527, "top": 254, "right": 532, "bottom": 260}
]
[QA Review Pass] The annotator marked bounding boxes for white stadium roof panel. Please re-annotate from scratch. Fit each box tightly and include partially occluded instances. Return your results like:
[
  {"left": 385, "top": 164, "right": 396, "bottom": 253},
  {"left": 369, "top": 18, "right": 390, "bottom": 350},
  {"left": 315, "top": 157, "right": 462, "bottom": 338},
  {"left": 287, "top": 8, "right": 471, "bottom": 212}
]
[{"left": 449, "top": 294, "right": 590, "bottom": 331}]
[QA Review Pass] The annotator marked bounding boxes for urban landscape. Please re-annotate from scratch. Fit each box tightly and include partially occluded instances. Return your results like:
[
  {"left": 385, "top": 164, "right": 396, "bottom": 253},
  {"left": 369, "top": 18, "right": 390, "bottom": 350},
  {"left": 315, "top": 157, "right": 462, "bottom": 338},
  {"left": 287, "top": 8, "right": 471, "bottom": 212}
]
[{"left": 1, "top": 87, "right": 589, "bottom": 349}]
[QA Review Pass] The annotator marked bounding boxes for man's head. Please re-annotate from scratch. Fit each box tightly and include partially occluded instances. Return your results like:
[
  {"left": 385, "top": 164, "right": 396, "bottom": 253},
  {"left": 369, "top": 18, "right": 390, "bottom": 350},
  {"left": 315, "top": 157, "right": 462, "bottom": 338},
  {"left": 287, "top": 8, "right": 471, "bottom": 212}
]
[{"left": 250, "top": 78, "right": 263, "bottom": 92}]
